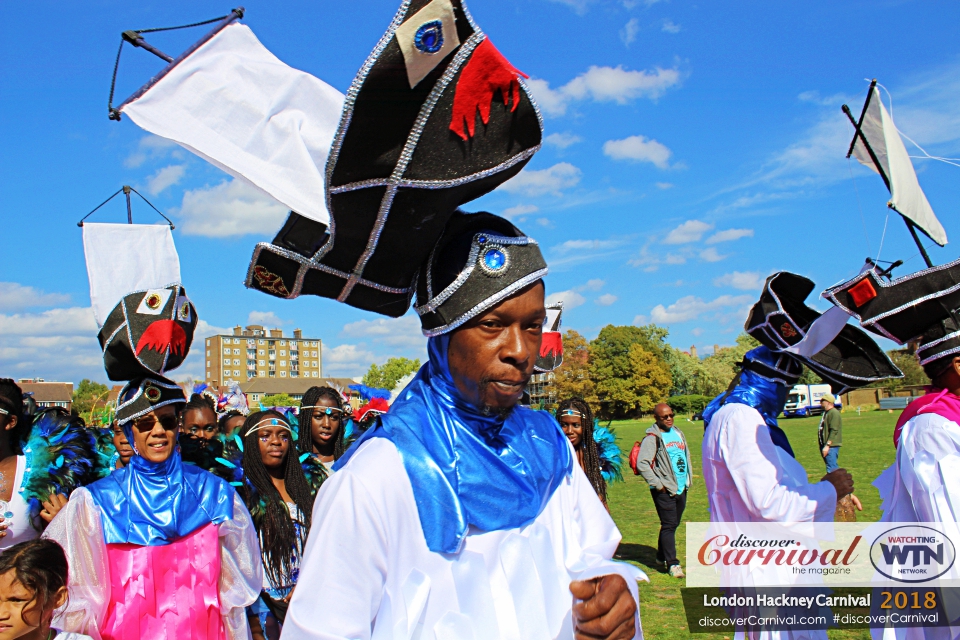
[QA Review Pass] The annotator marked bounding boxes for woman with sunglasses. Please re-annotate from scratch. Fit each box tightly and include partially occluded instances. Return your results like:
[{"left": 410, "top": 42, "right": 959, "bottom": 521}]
[
  {"left": 44, "top": 377, "right": 262, "bottom": 639},
  {"left": 298, "top": 387, "right": 349, "bottom": 473}
]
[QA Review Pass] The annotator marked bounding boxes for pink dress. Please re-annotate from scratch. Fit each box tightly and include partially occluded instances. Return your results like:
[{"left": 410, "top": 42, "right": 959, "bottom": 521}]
[{"left": 102, "top": 523, "right": 226, "bottom": 640}]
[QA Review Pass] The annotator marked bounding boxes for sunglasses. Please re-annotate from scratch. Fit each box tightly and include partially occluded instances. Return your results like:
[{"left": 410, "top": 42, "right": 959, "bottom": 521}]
[
  {"left": 133, "top": 415, "right": 179, "bottom": 431},
  {"left": 658, "top": 413, "right": 675, "bottom": 420}
]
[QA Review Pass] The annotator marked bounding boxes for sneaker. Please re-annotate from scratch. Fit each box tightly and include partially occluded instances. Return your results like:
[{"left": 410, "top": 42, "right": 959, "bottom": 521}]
[{"left": 669, "top": 564, "right": 685, "bottom": 579}]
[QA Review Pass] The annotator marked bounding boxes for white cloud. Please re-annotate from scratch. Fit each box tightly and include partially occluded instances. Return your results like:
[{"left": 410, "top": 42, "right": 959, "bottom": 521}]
[
  {"left": 662, "top": 19, "right": 681, "bottom": 33},
  {"left": 146, "top": 164, "right": 186, "bottom": 196},
  {"left": 536, "top": 218, "right": 553, "bottom": 227},
  {"left": 620, "top": 18, "right": 640, "bottom": 46},
  {"left": 553, "top": 239, "right": 623, "bottom": 253},
  {"left": 714, "top": 271, "right": 764, "bottom": 290},
  {"left": 665, "top": 253, "right": 686, "bottom": 264},
  {"left": 691, "top": 327, "right": 704, "bottom": 336},
  {"left": 650, "top": 294, "right": 753, "bottom": 324},
  {"left": 502, "top": 204, "right": 539, "bottom": 221},
  {"left": 544, "top": 132, "right": 583, "bottom": 149},
  {"left": 125, "top": 135, "right": 181, "bottom": 169},
  {"left": 655, "top": 182, "right": 674, "bottom": 189},
  {"left": 321, "top": 343, "right": 379, "bottom": 377},
  {"left": 341, "top": 314, "right": 424, "bottom": 350},
  {"left": 706, "top": 228, "right": 754, "bottom": 244},
  {"left": 603, "top": 135, "right": 674, "bottom": 168},
  {"left": 545, "top": 290, "right": 586, "bottom": 310},
  {"left": 527, "top": 65, "right": 681, "bottom": 117},
  {"left": 247, "top": 311, "right": 286, "bottom": 327},
  {"left": 0, "top": 307, "right": 102, "bottom": 382},
  {"left": 176, "top": 179, "right": 288, "bottom": 237},
  {"left": 0, "top": 283, "right": 70, "bottom": 311},
  {"left": 699, "top": 247, "right": 728, "bottom": 262},
  {"left": 583, "top": 278, "right": 606, "bottom": 291},
  {"left": 665, "top": 220, "right": 714, "bottom": 244},
  {"left": 500, "top": 163, "right": 582, "bottom": 197},
  {"left": 596, "top": 293, "right": 618, "bottom": 306}
]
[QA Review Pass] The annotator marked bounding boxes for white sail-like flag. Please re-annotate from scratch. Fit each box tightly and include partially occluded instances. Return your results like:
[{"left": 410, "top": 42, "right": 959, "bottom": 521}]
[
  {"left": 850, "top": 85, "right": 947, "bottom": 246},
  {"left": 120, "top": 23, "right": 345, "bottom": 226},
  {"left": 82, "top": 223, "right": 181, "bottom": 326}
]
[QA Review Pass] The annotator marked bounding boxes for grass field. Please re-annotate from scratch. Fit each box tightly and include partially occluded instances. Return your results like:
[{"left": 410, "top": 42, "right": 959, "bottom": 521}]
[{"left": 607, "top": 409, "right": 902, "bottom": 639}]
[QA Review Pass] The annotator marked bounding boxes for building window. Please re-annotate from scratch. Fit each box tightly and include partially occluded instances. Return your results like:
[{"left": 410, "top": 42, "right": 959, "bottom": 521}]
[
  {"left": 280, "top": 361, "right": 286, "bottom": 367},
  {"left": 280, "top": 340, "right": 286, "bottom": 346},
  {"left": 280, "top": 350, "right": 286, "bottom": 356},
  {"left": 291, "top": 372, "right": 298, "bottom": 378},
  {"left": 269, "top": 371, "right": 275, "bottom": 377},
  {"left": 233, "top": 359, "right": 240, "bottom": 365},
  {"left": 234, "top": 370, "right": 241, "bottom": 376},
  {"left": 206, "top": 350, "right": 210, "bottom": 356},
  {"left": 259, "top": 360, "right": 265, "bottom": 366},
  {"left": 223, "top": 348, "right": 230, "bottom": 354},
  {"left": 258, "top": 350, "right": 265, "bottom": 356},
  {"left": 206, "top": 360, "right": 210, "bottom": 367},
  {"left": 223, "top": 358, "right": 230, "bottom": 365},
  {"left": 258, "top": 339, "right": 265, "bottom": 345},
  {"left": 280, "top": 371, "right": 287, "bottom": 377},
  {"left": 232, "top": 349, "right": 238, "bottom": 355}
]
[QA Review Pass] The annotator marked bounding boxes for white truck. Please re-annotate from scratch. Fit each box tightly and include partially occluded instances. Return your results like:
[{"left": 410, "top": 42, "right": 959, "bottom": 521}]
[{"left": 782, "top": 384, "right": 839, "bottom": 418}]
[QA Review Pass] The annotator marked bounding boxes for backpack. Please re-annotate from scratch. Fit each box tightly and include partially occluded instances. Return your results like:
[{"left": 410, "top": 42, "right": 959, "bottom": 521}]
[{"left": 629, "top": 441, "right": 642, "bottom": 475}]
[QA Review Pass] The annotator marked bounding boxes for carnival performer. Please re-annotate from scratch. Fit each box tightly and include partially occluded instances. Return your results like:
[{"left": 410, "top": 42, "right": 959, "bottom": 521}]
[
  {"left": 821, "top": 259, "right": 960, "bottom": 639},
  {"left": 95, "top": 421, "right": 133, "bottom": 472},
  {"left": 297, "top": 387, "right": 350, "bottom": 472},
  {"left": 213, "top": 410, "right": 325, "bottom": 639},
  {"left": 182, "top": 391, "right": 219, "bottom": 443},
  {"left": 218, "top": 383, "right": 250, "bottom": 438},
  {"left": 285, "top": 211, "right": 644, "bottom": 639},
  {"left": 0, "top": 382, "right": 97, "bottom": 549},
  {"left": 702, "top": 271, "right": 900, "bottom": 640},
  {"left": 555, "top": 398, "right": 623, "bottom": 507},
  {"left": 44, "top": 218, "right": 262, "bottom": 639}
]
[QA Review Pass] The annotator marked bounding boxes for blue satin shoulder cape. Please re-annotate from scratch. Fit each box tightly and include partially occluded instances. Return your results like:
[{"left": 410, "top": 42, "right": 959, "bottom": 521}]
[
  {"left": 335, "top": 335, "right": 573, "bottom": 554},
  {"left": 702, "top": 368, "right": 795, "bottom": 458},
  {"left": 87, "top": 450, "right": 235, "bottom": 546}
]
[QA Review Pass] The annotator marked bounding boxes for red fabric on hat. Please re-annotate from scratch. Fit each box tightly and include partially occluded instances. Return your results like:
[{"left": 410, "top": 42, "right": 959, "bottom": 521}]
[
  {"left": 539, "top": 332, "right": 562, "bottom": 358},
  {"left": 355, "top": 397, "right": 390, "bottom": 422},
  {"left": 848, "top": 278, "right": 878, "bottom": 307},
  {"left": 136, "top": 320, "right": 187, "bottom": 357},
  {"left": 893, "top": 387, "right": 960, "bottom": 448},
  {"left": 449, "top": 38, "right": 529, "bottom": 141}
]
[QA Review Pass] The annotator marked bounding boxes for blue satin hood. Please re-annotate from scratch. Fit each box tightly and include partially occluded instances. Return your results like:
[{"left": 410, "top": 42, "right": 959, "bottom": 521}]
[
  {"left": 88, "top": 450, "right": 235, "bottom": 546},
  {"left": 336, "top": 335, "right": 573, "bottom": 554},
  {"left": 702, "top": 356, "right": 795, "bottom": 458}
]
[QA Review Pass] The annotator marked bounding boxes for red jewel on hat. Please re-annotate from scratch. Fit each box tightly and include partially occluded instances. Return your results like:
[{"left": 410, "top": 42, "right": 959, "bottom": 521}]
[{"left": 847, "top": 278, "right": 878, "bottom": 308}]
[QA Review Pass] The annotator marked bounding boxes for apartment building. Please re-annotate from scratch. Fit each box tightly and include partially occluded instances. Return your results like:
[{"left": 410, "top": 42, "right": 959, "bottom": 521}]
[{"left": 205, "top": 324, "right": 322, "bottom": 387}]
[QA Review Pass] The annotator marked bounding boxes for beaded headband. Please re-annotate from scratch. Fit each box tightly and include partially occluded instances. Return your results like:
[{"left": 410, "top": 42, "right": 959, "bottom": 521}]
[
  {"left": 245, "top": 416, "right": 293, "bottom": 437},
  {"left": 0, "top": 407, "right": 8, "bottom": 416},
  {"left": 301, "top": 405, "right": 344, "bottom": 416},
  {"left": 560, "top": 409, "right": 582, "bottom": 417}
]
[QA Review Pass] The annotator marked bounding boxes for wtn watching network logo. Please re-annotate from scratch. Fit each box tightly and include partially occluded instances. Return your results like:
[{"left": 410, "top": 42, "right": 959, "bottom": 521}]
[{"left": 870, "top": 526, "right": 957, "bottom": 583}]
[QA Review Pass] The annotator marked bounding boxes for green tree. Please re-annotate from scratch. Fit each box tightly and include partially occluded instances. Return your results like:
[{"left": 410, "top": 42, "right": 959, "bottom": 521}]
[
  {"left": 72, "top": 379, "right": 109, "bottom": 416},
  {"left": 880, "top": 349, "right": 929, "bottom": 390},
  {"left": 363, "top": 357, "right": 421, "bottom": 390},
  {"left": 629, "top": 343, "right": 672, "bottom": 412},
  {"left": 261, "top": 393, "right": 297, "bottom": 407},
  {"left": 551, "top": 330, "right": 598, "bottom": 414},
  {"left": 589, "top": 324, "right": 670, "bottom": 419}
]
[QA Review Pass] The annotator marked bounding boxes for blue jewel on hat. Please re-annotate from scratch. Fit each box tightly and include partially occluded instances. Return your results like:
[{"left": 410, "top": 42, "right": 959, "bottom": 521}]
[
  {"left": 478, "top": 243, "right": 509, "bottom": 276},
  {"left": 415, "top": 20, "right": 444, "bottom": 54}
]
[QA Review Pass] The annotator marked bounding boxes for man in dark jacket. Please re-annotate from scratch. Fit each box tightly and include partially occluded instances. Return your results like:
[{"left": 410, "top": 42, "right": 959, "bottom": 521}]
[
  {"left": 818, "top": 393, "right": 843, "bottom": 473},
  {"left": 637, "top": 403, "right": 692, "bottom": 578}
]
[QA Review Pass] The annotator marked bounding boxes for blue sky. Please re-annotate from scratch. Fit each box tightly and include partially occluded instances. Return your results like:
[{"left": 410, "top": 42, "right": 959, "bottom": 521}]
[{"left": 4, "top": 0, "right": 960, "bottom": 384}]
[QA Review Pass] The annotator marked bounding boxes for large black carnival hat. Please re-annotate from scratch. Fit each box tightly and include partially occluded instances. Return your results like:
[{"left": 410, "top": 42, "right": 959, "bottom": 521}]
[{"left": 247, "top": 0, "right": 543, "bottom": 318}]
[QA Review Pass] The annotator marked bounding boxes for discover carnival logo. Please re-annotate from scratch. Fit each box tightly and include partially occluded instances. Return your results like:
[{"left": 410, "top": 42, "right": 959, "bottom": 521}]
[
  {"left": 869, "top": 525, "right": 956, "bottom": 583},
  {"left": 697, "top": 533, "right": 862, "bottom": 573}
]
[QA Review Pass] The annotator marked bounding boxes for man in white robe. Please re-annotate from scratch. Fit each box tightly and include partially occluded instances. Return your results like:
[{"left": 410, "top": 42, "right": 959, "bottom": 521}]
[{"left": 283, "top": 213, "right": 645, "bottom": 640}]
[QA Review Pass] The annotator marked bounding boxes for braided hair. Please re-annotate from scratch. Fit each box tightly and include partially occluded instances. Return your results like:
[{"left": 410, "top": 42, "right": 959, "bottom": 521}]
[
  {"left": 184, "top": 393, "right": 215, "bottom": 414},
  {"left": 556, "top": 398, "right": 606, "bottom": 502},
  {"left": 298, "top": 386, "right": 347, "bottom": 460},
  {"left": 0, "top": 379, "right": 27, "bottom": 454},
  {"left": 241, "top": 410, "right": 316, "bottom": 589}
]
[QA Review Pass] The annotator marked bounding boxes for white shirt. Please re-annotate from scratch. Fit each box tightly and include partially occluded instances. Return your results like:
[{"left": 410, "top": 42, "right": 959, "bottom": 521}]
[
  {"left": 701, "top": 403, "right": 836, "bottom": 640},
  {"left": 1, "top": 456, "right": 38, "bottom": 549},
  {"left": 872, "top": 413, "right": 960, "bottom": 640},
  {"left": 282, "top": 437, "right": 646, "bottom": 640}
]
